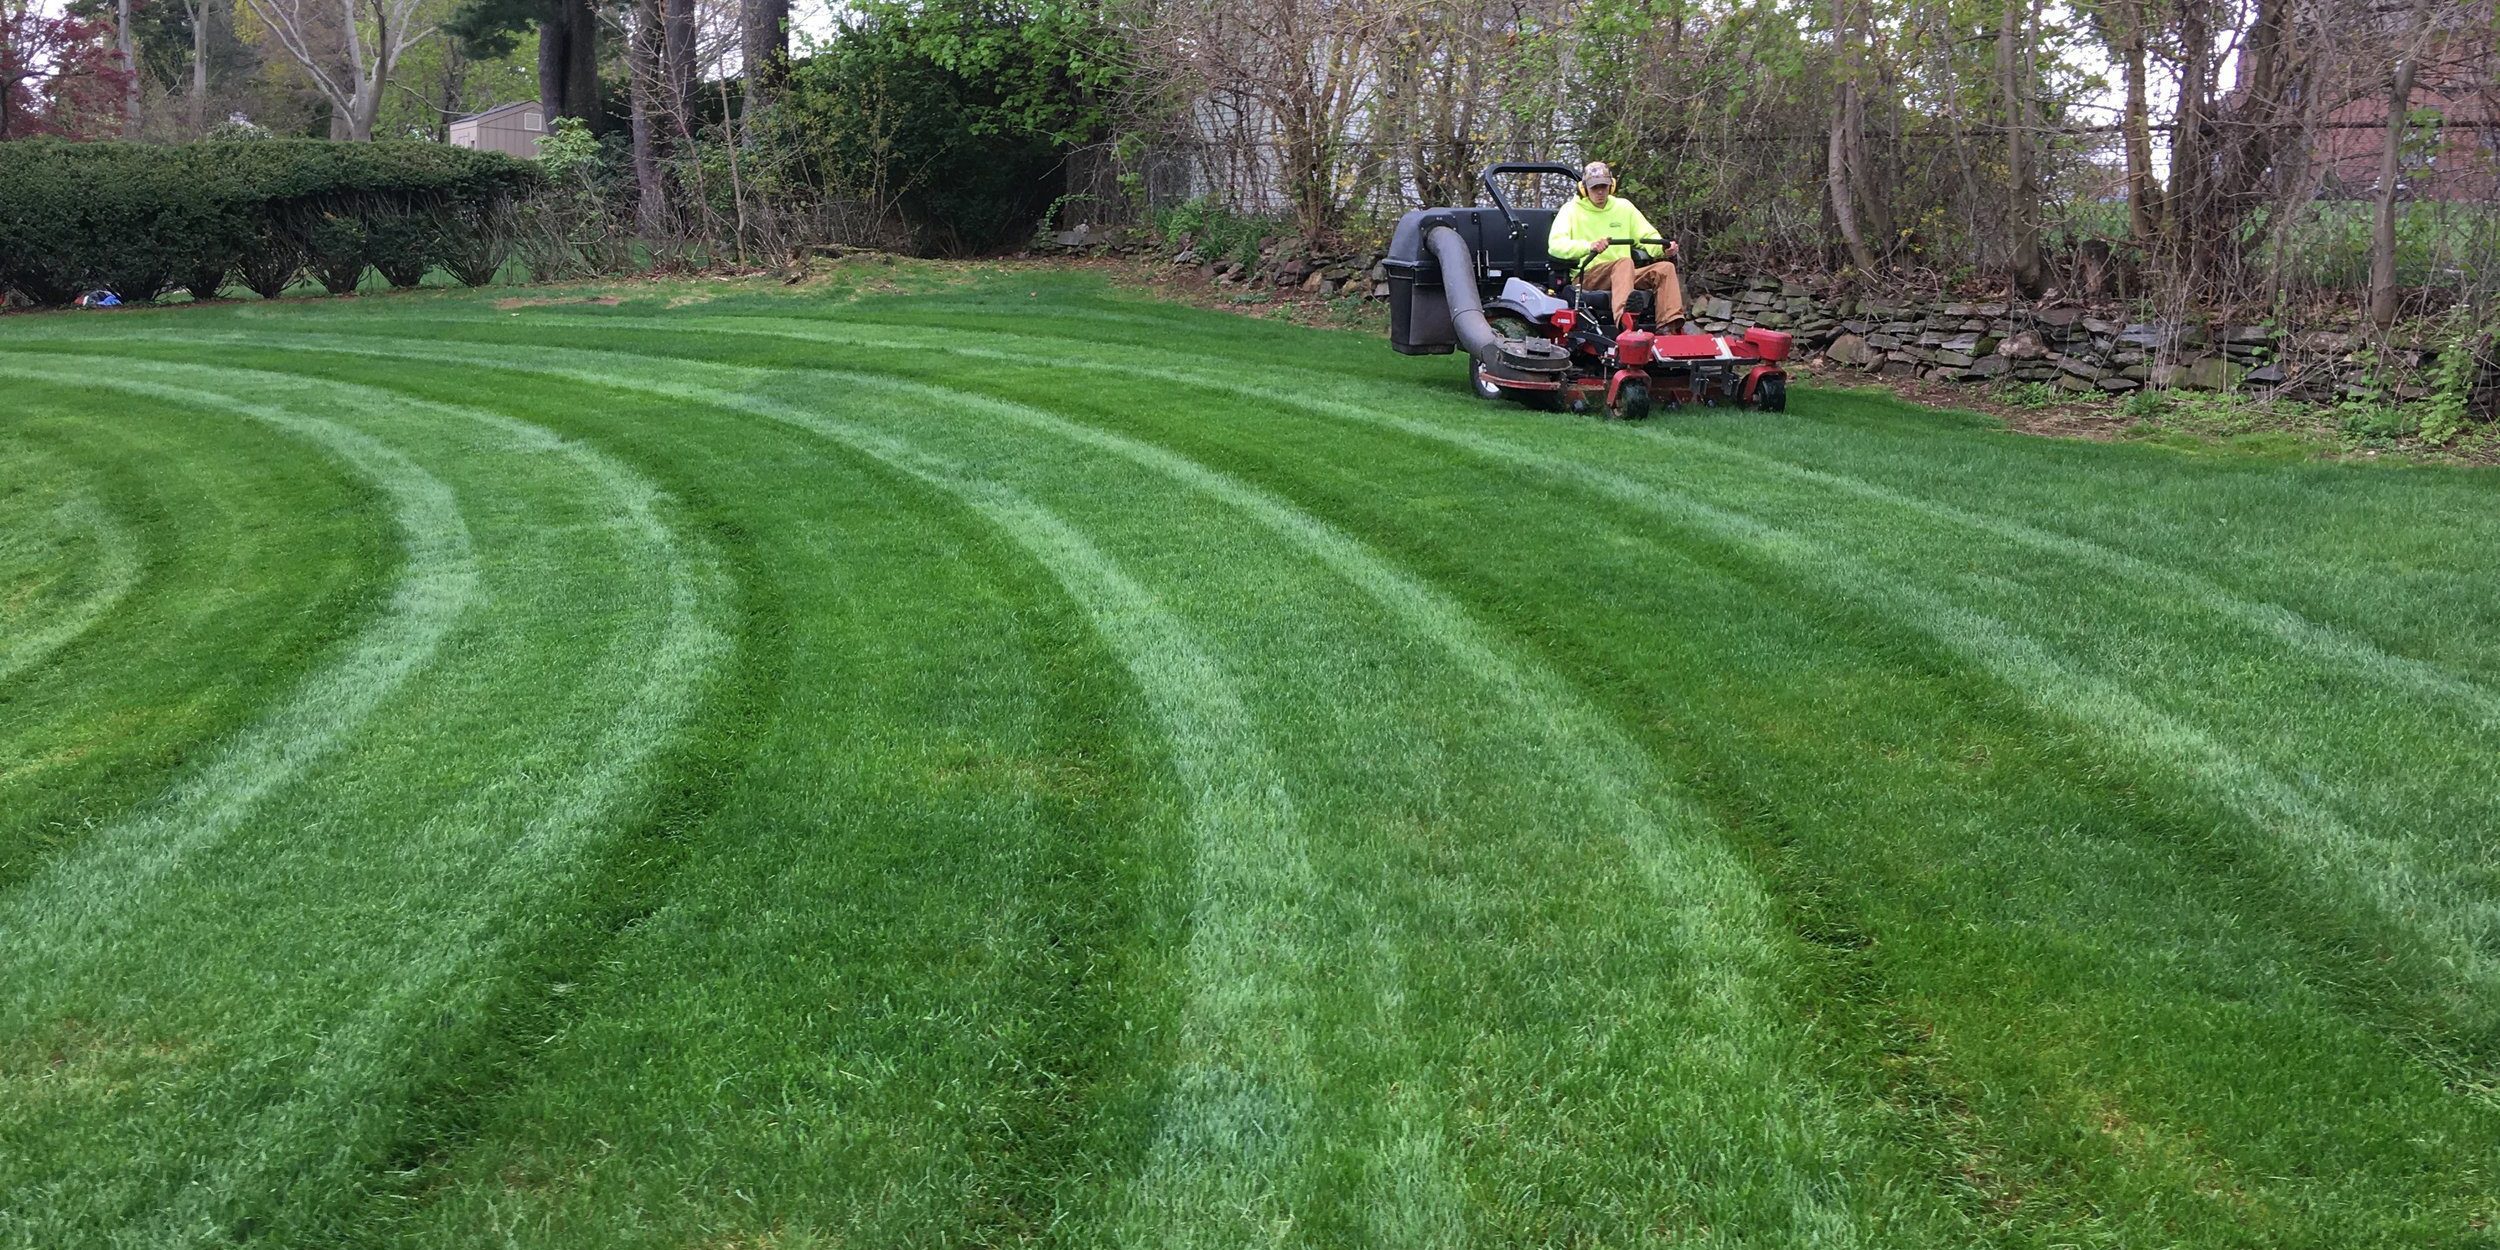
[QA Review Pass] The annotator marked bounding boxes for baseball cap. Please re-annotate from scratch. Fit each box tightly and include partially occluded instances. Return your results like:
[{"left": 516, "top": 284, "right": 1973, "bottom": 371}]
[{"left": 1581, "top": 161, "right": 1616, "bottom": 188}]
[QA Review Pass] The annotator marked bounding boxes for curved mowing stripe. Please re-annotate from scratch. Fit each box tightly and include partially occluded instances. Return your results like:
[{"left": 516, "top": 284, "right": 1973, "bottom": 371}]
[
  {"left": 0, "top": 489, "right": 143, "bottom": 689},
  {"left": 438, "top": 316, "right": 2500, "bottom": 1037},
  {"left": 111, "top": 334, "right": 1377, "bottom": 1243},
  {"left": 0, "top": 355, "right": 730, "bottom": 1241},
  {"left": 1633, "top": 423, "right": 2500, "bottom": 725},
  {"left": 378, "top": 348, "right": 1370, "bottom": 1247},
  {"left": 0, "top": 359, "right": 477, "bottom": 953},
  {"left": 110, "top": 363, "right": 736, "bottom": 1239},
  {"left": 566, "top": 309, "right": 2500, "bottom": 728},
  {"left": 115, "top": 326, "right": 2493, "bottom": 1005},
  {"left": 234, "top": 331, "right": 1883, "bottom": 1242}
]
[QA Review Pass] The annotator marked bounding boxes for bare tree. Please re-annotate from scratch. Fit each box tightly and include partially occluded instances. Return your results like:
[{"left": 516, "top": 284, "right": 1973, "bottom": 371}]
[
  {"left": 627, "top": 0, "right": 667, "bottom": 233},
  {"left": 1826, "top": 0, "right": 1881, "bottom": 272},
  {"left": 1129, "top": 0, "right": 1392, "bottom": 236},
  {"left": 183, "top": 0, "right": 208, "bottom": 131},
  {"left": 241, "top": 0, "right": 432, "bottom": 139},
  {"left": 1997, "top": 0, "right": 2044, "bottom": 292},
  {"left": 2114, "top": 0, "right": 2160, "bottom": 242},
  {"left": 2369, "top": 0, "right": 2436, "bottom": 325},
  {"left": 663, "top": 0, "right": 693, "bottom": 108},
  {"left": 116, "top": 0, "right": 137, "bottom": 129}
]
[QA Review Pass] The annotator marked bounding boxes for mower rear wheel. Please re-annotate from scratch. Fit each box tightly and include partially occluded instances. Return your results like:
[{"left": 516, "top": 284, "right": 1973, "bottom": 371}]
[
  {"left": 1614, "top": 380, "right": 1653, "bottom": 421},
  {"left": 1753, "top": 375, "right": 1788, "bottom": 412}
]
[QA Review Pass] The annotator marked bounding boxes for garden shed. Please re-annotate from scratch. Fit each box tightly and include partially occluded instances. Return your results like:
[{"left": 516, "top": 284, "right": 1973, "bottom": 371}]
[{"left": 448, "top": 101, "right": 546, "bottom": 159}]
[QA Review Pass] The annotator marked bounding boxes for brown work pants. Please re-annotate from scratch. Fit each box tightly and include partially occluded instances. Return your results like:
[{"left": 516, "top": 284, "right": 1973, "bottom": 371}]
[{"left": 1581, "top": 258, "right": 1685, "bottom": 326}]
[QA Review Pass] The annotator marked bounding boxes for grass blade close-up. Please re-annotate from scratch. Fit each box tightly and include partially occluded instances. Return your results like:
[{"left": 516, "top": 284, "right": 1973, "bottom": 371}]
[{"left": 2, "top": 270, "right": 2495, "bottom": 1249}]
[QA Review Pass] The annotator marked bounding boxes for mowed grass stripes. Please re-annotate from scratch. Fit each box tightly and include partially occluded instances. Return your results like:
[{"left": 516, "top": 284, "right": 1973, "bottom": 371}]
[{"left": 0, "top": 271, "right": 2493, "bottom": 1249}]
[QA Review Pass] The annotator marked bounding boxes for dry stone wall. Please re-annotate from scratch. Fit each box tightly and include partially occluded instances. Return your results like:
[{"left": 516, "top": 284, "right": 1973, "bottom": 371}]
[
  {"left": 1676, "top": 271, "right": 2423, "bottom": 402},
  {"left": 1042, "top": 228, "right": 2485, "bottom": 405}
]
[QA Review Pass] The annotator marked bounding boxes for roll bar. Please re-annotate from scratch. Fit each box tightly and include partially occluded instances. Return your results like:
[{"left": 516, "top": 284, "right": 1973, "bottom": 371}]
[
  {"left": 1477, "top": 162, "right": 1586, "bottom": 273},
  {"left": 1477, "top": 162, "right": 1585, "bottom": 228}
]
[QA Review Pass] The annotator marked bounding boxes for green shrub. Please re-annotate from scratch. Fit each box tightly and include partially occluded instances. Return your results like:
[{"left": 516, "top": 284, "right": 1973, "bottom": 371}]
[
  {"left": 306, "top": 212, "right": 372, "bottom": 295},
  {"left": 2421, "top": 307, "right": 2488, "bottom": 446},
  {"left": 2337, "top": 400, "right": 2419, "bottom": 442},
  {"left": 1153, "top": 198, "right": 1288, "bottom": 267},
  {"left": 0, "top": 140, "right": 539, "bottom": 306},
  {"left": 368, "top": 206, "right": 440, "bottom": 289},
  {"left": 434, "top": 198, "right": 524, "bottom": 288},
  {"left": 1997, "top": 380, "right": 2063, "bottom": 409},
  {"left": 780, "top": 22, "right": 1070, "bottom": 255}
]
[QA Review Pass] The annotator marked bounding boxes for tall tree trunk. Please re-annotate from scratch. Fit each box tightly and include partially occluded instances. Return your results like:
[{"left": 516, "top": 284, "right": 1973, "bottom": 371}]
[
  {"left": 351, "top": 0, "right": 388, "bottom": 140},
  {"left": 663, "top": 0, "right": 695, "bottom": 120},
  {"left": 2369, "top": 22, "right": 2422, "bottom": 326},
  {"left": 190, "top": 0, "right": 209, "bottom": 133},
  {"left": 1932, "top": 0, "right": 1987, "bottom": 233},
  {"left": 2120, "top": 0, "right": 2158, "bottom": 242},
  {"left": 1997, "top": 0, "right": 2043, "bottom": 293},
  {"left": 437, "top": 41, "right": 465, "bottom": 142},
  {"left": 1844, "top": 74, "right": 1892, "bottom": 247},
  {"left": 2194, "top": 0, "right": 2298, "bottom": 290},
  {"left": 1825, "top": 0, "right": 1879, "bottom": 272},
  {"left": 740, "top": 0, "right": 789, "bottom": 115},
  {"left": 629, "top": 0, "right": 667, "bottom": 237},
  {"left": 540, "top": 0, "right": 601, "bottom": 126},
  {"left": 566, "top": 0, "right": 598, "bottom": 127},
  {"left": 118, "top": 0, "right": 140, "bottom": 132},
  {"left": 538, "top": 13, "right": 568, "bottom": 117},
  {"left": 2165, "top": 0, "right": 2214, "bottom": 282}
]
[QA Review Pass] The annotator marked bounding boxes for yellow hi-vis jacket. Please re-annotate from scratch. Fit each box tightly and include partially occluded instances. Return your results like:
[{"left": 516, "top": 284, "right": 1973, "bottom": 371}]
[{"left": 1547, "top": 193, "right": 1661, "bottom": 276}]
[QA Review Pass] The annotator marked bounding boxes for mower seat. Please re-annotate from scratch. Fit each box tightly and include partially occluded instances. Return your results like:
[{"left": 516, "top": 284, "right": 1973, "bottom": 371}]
[{"left": 1564, "top": 286, "right": 1655, "bottom": 321}]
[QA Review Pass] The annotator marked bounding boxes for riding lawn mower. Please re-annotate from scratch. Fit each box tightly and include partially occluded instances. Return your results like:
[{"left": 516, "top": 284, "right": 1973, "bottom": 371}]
[{"left": 1384, "top": 162, "right": 1791, "bottom": 419}]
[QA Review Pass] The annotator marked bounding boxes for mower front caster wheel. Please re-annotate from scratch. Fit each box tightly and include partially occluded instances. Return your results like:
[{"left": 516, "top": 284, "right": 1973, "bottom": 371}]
[
  {"left": 1752, "top": 375, "right": 1788, "bottom": 412},
  {"left": 1613, "top": 380, "right": 1652, "bottom": 421},
  {"left": 1472, "top": 363, "right": 1561, "bottom": 410}
]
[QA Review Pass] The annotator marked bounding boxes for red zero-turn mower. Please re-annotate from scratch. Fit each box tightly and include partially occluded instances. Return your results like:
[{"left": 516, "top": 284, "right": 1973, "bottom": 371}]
[{"left": 1383, "top": 162, "right": 1790, "bottom": 418}]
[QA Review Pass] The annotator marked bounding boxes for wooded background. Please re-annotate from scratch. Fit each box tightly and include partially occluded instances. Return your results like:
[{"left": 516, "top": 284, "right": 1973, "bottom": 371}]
[{"left": 5, "top": 0, "right": 2493, "bottom": 317}]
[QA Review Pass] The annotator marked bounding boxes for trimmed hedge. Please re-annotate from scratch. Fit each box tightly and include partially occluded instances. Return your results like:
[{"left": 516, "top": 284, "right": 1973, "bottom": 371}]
[{"left": 0, "top": 140, "right": 541, "bottom": 306}]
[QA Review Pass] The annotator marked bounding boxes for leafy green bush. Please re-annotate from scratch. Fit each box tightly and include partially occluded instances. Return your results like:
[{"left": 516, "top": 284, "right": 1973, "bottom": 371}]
[
  {"left": 779, "top": 11, "right": 1075, "bottom": 254},
  {"left": 1152, "top": 198, "right": 1288, "bottom": 267},
  {"left": 2421, "top": 307, "right": 2489, "bottom": 446},
  {"left": 2337, "top": 400, "right": 2419, "bottom": 442},
  {"left": 0, "top": 140, "right": 539, "bottom": 306},
  {"left": 305, "top": 212, "right": 372, "bottom": 295}
]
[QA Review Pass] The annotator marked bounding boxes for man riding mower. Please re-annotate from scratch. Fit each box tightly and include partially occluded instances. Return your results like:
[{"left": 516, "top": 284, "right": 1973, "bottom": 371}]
[
  {"left": 1382, "top": 161, "right": 1790, "bottom": 419},
  {"left": 1547, "top": 161, "right": 1686, "bottom": 333}
]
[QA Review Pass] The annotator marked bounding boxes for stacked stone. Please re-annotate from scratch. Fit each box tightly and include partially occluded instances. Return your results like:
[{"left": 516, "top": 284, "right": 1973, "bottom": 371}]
[
  {"left": 1159, "top": 232, "right": 1387, "bottom": 299},
  {"left": 1678, "top": 274, "right": 2384, "bottom": 398},
  {"left": 1051, "top": 227, "right": 2474, "bottom": 406}
]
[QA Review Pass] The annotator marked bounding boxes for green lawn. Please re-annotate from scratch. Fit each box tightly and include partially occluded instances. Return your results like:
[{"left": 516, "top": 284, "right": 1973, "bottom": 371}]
[{"left": 1, "top": 270, "right": 2495, "bottom": 1249}]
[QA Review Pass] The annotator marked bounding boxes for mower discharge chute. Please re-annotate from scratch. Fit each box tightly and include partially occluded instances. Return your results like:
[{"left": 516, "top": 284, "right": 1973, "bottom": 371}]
[{"left": 1383, "top": 163, "right": 1790, "bottom": 418}]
